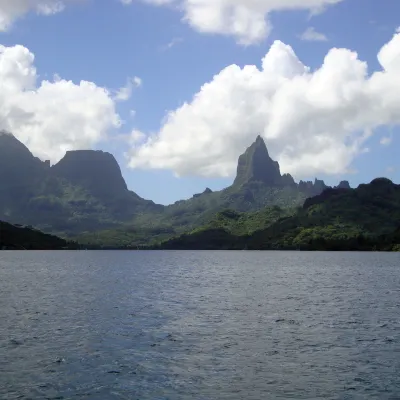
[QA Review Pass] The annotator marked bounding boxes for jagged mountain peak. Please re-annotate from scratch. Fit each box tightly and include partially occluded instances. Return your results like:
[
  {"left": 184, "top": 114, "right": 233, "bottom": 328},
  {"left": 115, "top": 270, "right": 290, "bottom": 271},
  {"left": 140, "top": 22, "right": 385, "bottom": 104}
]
[
  {"left": 336, "top": 180, "right": 351, "bottom": 189},
  {"left": 0, "top": 131, "right": 30, "bottom": 152},
  {"left": 0, "top": 132, "right": 47, "bottom": 176},
  {"left": 234, "top": 135, "right": 282, "bottom": 187},
  {"left": 255, "top": 134, "right": 265, "bottom": 144},
  {"left": 0, "top": 133, "right": 51, "bottom": 167}
]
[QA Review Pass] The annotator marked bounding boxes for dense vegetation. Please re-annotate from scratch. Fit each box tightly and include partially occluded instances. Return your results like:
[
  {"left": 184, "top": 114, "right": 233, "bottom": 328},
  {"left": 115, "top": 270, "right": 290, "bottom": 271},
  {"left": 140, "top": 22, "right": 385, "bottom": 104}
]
[
  {"left": 144, "top": 206, "right": 292, "bottom": 250},
  {"left": 0, "top": 221, "right": 77, "bottom": 250},
  {"left": 76, "top": 186, "right": 304, "bottom": 247},
  {"left": 154, "top": 179, "right": 400, "bottom": 251}
]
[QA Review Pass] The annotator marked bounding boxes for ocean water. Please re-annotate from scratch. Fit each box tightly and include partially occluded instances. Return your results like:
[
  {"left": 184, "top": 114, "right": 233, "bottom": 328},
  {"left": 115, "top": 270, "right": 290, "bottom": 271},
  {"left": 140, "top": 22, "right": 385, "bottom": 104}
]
[{"left": 0, "top": 250, "right": 399, "bottom": 399}]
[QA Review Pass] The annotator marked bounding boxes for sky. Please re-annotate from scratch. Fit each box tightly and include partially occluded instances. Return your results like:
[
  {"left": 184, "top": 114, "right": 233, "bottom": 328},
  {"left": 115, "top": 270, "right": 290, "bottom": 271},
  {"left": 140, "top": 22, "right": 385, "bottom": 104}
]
[{"left": 0, "top": 0, "right": 400, "bottom": 205}]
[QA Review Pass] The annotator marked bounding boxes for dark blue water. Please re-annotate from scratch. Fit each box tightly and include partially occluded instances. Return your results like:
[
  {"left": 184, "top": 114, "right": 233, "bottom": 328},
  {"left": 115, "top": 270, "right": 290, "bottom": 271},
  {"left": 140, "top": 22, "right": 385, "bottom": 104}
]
[{"left": 1, "top": 251, "right": 400, "bottom": 399}]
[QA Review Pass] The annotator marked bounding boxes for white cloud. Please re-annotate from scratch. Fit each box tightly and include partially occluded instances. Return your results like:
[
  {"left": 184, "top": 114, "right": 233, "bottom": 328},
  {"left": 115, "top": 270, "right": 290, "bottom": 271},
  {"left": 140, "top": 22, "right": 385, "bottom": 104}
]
[
  {"left": 130, "top": 129, "right": 146, "bottom": 144},
  {"left": 0, "top": 1, "right": 342, "bottom": 44},
  {"left": 300, "top": 27, "right": 328, "bottom": 42},
  {"left": 380, "top": 136, "right": 392, "bottom": 146},
  {"left": 0, "top": 43, "right": 121, "bottom": 163},
  {"left": 137, "top": 0, "right": 343, "bottom": 44},
  {"left": 0, "top": 0, "right": 84, "bottom": 31},
  {"left": 0, "top": 1, "right": 341, "bottom": 44},
  {"left": 128, "top": 30, "right": 400, "bottom": 179},
  {"left": 114, "top": 76, "right": 142, "bottom": 102}
]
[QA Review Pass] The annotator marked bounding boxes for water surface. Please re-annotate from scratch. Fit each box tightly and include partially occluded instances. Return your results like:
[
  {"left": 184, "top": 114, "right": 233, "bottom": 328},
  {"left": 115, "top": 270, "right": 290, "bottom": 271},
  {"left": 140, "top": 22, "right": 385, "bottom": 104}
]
[{"left": 1, "top": 251, "right": 399, "bottom": 399}]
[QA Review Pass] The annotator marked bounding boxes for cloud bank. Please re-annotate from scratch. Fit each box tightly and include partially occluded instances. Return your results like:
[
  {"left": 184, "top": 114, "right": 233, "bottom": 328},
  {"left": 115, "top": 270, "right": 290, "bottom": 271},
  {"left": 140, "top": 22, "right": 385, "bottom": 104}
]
[
  {"left": 0, "top": 0, "right": 83, "bottom": 31},
  {"left": 0, "top": 43, "right": 120, "bottom": 162},
  {"left": 128, "top": 30, "right": 400, "bottom": 179},
  {"left": 1, "top": 1, "right": 342, "bottom": 44},
  {"left": 139, "top": 0, "right": 343, "bottom": 44}
]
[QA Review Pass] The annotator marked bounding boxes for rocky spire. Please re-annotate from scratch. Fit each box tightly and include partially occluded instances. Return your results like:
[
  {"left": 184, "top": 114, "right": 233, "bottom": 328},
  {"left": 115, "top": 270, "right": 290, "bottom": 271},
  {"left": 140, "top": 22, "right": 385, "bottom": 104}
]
[{"left": 234, "top": 135, "right": 283, "bottom": 187}]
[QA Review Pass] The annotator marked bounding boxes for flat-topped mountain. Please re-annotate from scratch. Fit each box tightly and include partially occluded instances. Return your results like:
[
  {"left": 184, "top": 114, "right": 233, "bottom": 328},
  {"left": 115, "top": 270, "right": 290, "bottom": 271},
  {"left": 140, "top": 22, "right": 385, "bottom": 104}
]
[{"left": 52, "top": 150, "right": 129, "bottom": 201}]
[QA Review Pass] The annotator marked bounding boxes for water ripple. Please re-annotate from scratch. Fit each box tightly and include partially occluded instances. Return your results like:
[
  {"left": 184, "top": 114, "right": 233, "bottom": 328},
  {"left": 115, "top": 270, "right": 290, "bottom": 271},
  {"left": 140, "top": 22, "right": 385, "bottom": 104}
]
[{"left": 1, "top": 250, "right": 400, "bottom": 399}]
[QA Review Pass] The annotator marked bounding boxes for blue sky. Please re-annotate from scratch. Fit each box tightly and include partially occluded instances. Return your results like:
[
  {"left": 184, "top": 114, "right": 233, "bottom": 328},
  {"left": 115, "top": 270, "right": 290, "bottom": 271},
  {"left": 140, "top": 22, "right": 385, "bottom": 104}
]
[{"left": 0, "top": 0, "right": 399, "bottom": 204}]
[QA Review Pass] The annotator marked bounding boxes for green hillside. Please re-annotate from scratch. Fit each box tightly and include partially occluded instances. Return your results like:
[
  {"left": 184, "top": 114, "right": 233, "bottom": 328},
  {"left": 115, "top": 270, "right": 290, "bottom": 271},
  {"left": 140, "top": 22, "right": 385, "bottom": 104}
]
[
  {"left": 0, "top": 221, "right": 77, "bottom": 250},
  {"left": 155, "top": 179, "right": 400, "bottom": 251}
]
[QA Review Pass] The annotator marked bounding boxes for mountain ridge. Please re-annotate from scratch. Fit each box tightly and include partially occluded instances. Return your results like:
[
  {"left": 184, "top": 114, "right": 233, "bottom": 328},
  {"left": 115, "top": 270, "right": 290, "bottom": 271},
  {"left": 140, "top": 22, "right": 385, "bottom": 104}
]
[
  {"left": 153, "top": 178, "right": 400, "bottom": 251},
  {"left": 0, "top": 132, "right": 161, "bottom": 233},
  {"left": 1, "top": 131, "right": 344, "bottom": 205},
  {"left": 0, "top": 132, "right": 363, "bottom": 244}
]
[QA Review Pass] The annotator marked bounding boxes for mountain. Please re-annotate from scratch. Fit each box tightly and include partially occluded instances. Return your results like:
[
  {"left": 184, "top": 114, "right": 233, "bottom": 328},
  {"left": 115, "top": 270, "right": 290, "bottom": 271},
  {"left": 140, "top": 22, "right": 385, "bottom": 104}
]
[
  {"left": 234, "top": 135, "right": 283, "bottom": 187},
  {"left": 52, "top": 150, "right": 129, "bottom": 202},
  {"left": 50, "top": 149, "right": 160, "bottom": 221},
  {"left": 0, "top": 132, "right": 348, "bottom": 243},
  {"left": 0, "top": 220, "right": 77, "bottom": 250},
  {"left": 0, "top": 132, "right": 49, "bottom": 221},
  {"left": 155, "top": 178, "right": 400, "bottom": 251},
  {"left": 0, "top": 132, "right": 160, "bottom": 234},
  {"left": 128, "top": 136, "right": 338, "bottom": 234},
  {"left": 0, "top": 131, "right": 47, "bottom": 194},
  {"left": 335, "top": 180, "right": 351, "bottom": 190},
  {"left": 247, "top": 177, "right": 400, "bottom": 250},
  {"left": 77, "top": 137, "right": 349, "bottom": 247}
]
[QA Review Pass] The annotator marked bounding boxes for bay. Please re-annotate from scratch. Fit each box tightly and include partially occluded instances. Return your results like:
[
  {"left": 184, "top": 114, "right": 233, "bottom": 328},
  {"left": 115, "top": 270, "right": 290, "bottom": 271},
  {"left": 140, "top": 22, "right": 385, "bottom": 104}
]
[{"left": 1, "top": 251, "right": 399, "bottom": 399}]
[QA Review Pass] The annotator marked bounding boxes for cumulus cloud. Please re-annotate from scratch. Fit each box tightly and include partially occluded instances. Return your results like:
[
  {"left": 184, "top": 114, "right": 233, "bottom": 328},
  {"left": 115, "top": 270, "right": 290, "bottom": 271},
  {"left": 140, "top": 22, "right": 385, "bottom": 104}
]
[
  {"left": 0, "top": 43, "right": 120, "bottom": 163},
  {"left": 0, "top": 0, "right": 84, "bottom": 31},
  {"left": 130, "top": 129, "right": 146, "bottom": 144},
  {"left": 137, "top": 0, "right": 343, "bottom": 44},
  {"left": 128, "top": 29, "right": 400, "bottom": 179},
  {"left": 300, "top": 27, "right": 328, "bottom": 42},
  {"left": 114, "top": 76, "right": 142, "bottom": 102}
]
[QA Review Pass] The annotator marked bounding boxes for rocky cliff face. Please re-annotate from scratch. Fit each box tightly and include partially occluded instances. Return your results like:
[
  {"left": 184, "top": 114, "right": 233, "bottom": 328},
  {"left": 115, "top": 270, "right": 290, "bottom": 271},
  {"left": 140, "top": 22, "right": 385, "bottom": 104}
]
[
  {"left": 233, "top": 135, "right": 331, "bottom": 197},
  {"left": 0, "top": 131, "right": 48, "bottom": 183},
  {"left": 336, "top": 180, "right": 351, "bottom": 189},
  {"left": 52, "top": 150, "right": 129, "bottom": 202},
  {"left": 0, "top": 134, "right": 161, "bottom": 231},
  {"left": 299, "top": 178, "right": 329, "bottom": 197},
  {"left": 0, "top": 132, "right": 49, "bottom": 219},
  {"left": 234, "top": 135, "right": 282, "bottom": 187}
]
